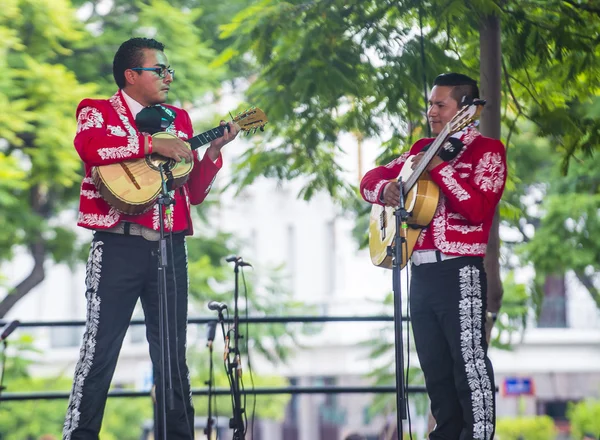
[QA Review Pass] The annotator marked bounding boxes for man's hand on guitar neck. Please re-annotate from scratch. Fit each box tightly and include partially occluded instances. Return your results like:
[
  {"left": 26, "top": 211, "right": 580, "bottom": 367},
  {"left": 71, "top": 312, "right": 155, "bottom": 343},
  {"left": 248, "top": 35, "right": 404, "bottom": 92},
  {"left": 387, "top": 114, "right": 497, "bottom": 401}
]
[
  {"left": 151, "top": 136, "right": 194, "bottom": 163},
  {"left": 411, "top": 152, "right": 444, "bottom": 172}
]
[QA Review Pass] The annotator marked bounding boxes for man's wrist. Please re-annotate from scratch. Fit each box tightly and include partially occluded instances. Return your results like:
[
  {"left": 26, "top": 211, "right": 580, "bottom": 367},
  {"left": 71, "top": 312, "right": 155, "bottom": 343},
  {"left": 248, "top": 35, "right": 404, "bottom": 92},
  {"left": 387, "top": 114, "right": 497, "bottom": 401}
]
[{"left": 206, "top": 144, "right": 221, "bottom": 162}]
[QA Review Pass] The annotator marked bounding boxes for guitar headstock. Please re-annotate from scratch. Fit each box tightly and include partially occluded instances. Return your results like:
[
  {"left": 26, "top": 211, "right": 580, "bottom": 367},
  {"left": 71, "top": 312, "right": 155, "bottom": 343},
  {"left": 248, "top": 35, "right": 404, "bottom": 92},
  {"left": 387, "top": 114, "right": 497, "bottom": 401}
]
[
  {"left": 232, "top": 107, "right": 268, "bottom": 133},
  {"left": 448, "top": 99, "right": 486, "bottom": 134}
]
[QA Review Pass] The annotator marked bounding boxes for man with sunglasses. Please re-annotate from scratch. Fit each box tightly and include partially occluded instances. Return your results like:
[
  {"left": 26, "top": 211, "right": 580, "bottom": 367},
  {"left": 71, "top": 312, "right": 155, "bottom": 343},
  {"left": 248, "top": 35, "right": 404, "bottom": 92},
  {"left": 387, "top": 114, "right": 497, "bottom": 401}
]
[{"left": 63, "top": 37, "right": 239, "bottom": 440}]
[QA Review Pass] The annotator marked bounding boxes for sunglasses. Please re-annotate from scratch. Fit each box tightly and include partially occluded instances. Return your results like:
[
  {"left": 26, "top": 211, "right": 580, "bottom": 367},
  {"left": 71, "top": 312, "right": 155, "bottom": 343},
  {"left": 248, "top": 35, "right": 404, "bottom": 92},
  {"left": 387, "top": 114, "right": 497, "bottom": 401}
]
[{"left": 131, "top": 66, "right": 175, "bottom": 79}]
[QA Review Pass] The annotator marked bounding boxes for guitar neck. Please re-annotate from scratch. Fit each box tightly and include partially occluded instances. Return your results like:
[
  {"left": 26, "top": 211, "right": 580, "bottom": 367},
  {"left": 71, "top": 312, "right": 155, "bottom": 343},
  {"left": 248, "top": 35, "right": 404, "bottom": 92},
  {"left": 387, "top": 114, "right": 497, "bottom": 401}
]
[
  {"left": 187, "top": 125, "right": 228, "bottom": 151},
  {"left": 403, "top": 125, "right": 451, "bottom": 194}
]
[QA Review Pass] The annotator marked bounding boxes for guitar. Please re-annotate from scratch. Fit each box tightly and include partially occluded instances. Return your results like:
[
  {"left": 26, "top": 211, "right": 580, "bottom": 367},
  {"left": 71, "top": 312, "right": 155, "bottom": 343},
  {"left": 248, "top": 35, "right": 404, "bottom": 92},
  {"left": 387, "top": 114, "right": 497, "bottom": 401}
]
[
  {"left": 368, "top": 100, "right": 485, "bottom": 269},
  {"left": 92, "top": 108, "right": 268, "bottom": 215}
]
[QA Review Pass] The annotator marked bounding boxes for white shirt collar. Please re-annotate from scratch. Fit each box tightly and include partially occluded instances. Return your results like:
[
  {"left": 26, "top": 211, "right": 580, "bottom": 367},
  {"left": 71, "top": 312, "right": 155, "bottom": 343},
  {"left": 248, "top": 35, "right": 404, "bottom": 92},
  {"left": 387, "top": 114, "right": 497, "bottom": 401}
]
[{"left": 121, "top": 90, "right": 145, "bottom": 118}]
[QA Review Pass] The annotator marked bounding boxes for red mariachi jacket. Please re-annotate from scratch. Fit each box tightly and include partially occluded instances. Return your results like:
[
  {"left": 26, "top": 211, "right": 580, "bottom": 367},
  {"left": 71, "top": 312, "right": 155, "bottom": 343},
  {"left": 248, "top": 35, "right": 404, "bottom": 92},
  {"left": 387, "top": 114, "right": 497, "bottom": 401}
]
[
  {"left": 74, "top": 90, "right": 222, "bottom": 235},
  {"left": 360, "top": 127, "right": 507, "bottom": 256}
]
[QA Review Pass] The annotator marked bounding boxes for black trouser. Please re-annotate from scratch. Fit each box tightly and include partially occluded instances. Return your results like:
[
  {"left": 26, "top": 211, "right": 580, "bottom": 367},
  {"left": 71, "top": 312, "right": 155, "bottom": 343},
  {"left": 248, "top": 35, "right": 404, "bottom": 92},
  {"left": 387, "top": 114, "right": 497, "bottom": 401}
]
[
  {"left": 410, "top": 257, "right": 495, "bottom": 440},
  {"left": 63, "top": 231, "right": 194, "bottom": 440}
]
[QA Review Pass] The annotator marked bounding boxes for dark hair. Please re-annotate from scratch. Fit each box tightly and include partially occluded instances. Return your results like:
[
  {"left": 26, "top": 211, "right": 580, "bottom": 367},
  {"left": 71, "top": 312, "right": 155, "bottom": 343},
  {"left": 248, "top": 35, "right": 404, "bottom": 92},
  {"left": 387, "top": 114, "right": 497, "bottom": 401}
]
[
  {"left": 113, "top": 37, "right": 165, "bottom": 89},
  {"left": 433, "top": 73, "right": 479, "bottom": 107}
]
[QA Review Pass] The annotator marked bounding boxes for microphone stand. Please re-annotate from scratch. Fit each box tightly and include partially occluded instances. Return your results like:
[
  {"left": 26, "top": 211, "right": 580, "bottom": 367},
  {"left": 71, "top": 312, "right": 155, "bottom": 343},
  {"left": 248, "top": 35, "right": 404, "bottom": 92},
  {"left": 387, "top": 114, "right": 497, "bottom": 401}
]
[
  {"left": 226, "top": 256, "right": 249, "bottom": 440},
  {"left": 388, "top": 177, "right": 409, "bottom": 438},
  {"left": 155, "top": 166, "right": 176, "bottom": 440},
  {"left": 204, "top": 321, "right": 217, "bottom": 440}
]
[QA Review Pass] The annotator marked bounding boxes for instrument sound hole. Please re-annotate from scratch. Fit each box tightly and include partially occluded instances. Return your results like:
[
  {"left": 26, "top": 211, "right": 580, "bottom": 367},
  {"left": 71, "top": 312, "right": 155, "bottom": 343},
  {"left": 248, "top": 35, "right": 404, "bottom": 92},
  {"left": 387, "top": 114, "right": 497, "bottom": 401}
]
[{"left": 145, "top": 154, "right": 175, "bottom": 172}]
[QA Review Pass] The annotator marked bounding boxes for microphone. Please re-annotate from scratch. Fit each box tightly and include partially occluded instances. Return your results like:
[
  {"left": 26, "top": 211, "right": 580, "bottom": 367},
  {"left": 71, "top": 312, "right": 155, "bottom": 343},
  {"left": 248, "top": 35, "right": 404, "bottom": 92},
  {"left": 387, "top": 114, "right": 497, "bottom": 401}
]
[
  {"left": 206, "top": 321, "right": 217, "bottom": 348},
  {"left": 207, "top": 300, "right": 228, "bottom": 312},
  {"left": 0, "top": 320, "right": 20, "bottom": 343},
  {"left": 225, "top": 255, "right": 252, "bottom": 267}
]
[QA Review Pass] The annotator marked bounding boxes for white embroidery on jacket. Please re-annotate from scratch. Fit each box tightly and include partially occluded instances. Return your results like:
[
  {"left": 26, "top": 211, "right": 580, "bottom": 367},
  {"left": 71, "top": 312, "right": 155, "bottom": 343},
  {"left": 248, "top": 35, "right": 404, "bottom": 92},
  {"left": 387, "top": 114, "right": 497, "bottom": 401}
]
[
  {"left": 78, "top": 208, "right": 120, "bottom": 227},
  {"left": 165, "top": 124, "right": 188, "bottom": 140},
  {"left": 152, "top": 199, "right": 174, "bottom": 231},
  {"left": 458, "top": 265, "right": 494, "bottom": 439},
  {"left": 63, "top": 240, "right": 103, "bottom": 439},
  {"left": 449, "top": 224, "right": 483, "bottom": 234},
  {"left": 432, "top": 202, "right": 487, "bottom": 255},
  {"left": 107, "top": 125, "right": 127, "bottom": 137},
  {"left": 97, "top": 94, "right": 141, "bottom": 160},
  {"left": 385, "top": 152, "right": 409, "bottom": 169},
  {"left": 77, "top": 107, "right": 104, "bottom": 133},
  {"left": 474, "top": 152, "right": 505, "bottom": 193},
  {"left": 363, "top": 180, "right": 386, "bottom": 203},
  {"left": 439, "top": 166, "right": 470, "bottom": 201},
  {"left": 81, "top": 190, "right": 102, "bottom": 200}
]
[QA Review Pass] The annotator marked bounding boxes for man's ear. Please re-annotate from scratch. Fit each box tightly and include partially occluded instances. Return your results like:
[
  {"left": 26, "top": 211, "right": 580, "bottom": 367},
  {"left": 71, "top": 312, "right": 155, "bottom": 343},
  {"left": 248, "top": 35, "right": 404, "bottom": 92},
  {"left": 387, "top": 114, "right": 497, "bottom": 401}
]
[{"left": 124, "top": 69, "right": 138, "bottom": 86}]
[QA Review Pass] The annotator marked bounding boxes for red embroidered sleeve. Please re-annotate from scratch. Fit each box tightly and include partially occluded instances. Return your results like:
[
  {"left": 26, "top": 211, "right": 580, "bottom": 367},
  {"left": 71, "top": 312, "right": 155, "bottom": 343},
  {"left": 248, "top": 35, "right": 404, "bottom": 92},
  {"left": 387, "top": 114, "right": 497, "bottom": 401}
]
[
  {"left": 181, "top": 110, "right": 223, "bottom": 205},
  {"left": 429, "top": 138, "right": 507, "bottom": 224},
  {"left": 74, "top": 99, "right": 145, "bottom": 166},
  {"left": 360, "top": 138, "right": 431, "bottom": 205}
]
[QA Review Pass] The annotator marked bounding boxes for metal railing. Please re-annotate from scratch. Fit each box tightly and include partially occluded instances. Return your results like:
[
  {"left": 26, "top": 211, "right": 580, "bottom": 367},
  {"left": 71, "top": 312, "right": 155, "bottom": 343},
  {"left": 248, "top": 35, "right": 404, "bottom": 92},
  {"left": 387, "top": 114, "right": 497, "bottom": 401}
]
[{"left": 0, "top": 315, "right": 423, "bottom": 402}]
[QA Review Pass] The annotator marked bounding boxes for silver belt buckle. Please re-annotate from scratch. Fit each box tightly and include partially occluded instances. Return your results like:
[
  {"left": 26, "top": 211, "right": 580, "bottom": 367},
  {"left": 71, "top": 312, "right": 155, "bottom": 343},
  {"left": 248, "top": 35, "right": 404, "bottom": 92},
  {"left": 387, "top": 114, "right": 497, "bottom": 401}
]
[{"left": 138, "top": 224, "right": 160, "bottom": 241}]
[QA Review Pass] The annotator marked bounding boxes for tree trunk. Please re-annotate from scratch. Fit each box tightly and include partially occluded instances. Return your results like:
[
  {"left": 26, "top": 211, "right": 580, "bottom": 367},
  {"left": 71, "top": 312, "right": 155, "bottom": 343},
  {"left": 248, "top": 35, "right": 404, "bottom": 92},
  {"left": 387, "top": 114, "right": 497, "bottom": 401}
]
[
  {"left": 0, "top": 184, "right": 49, "bottom": 318},
  {"left": 0, "top": 240, "right": 46, "bottom": 318},
  {"left": 479, "top": 14, "right": 504, "bottom": 333}
]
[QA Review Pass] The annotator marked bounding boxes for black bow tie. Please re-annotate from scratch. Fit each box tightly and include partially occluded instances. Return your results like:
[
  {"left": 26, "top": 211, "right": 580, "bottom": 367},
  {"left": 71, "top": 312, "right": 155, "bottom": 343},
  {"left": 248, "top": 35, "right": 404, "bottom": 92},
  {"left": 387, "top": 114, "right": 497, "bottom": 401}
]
[{"left": 135, "top": 105, "right": 175, "bottom": 134}]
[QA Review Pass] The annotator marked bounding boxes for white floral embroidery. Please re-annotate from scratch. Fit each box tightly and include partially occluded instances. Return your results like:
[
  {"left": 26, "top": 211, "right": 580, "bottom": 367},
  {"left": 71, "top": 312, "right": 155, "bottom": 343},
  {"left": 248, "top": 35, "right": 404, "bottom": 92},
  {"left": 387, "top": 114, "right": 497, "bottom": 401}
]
[
  {"left": 432, "top": 202, "right": 487, "bottom": 255},
  {"left": 439, "top": 166, "right": 470, "bottom": 201},
  {"left": 82, "top": 177, "right": 94, "bottom": 185},
  {"left": 96, "top": 94, "right": 141, "bottom": 160},
  {"left": 107, "top": 125, "right": 127, "bottom": 137},
  {"left": 77, "top": 107, "right": 104, "bottom": 133},
  {"left": 152, "top": 199, "right": 174, "bottom": 231},
  {"left": 416, "top": 228, "right": 427, "bottom": 246},
  {"left": 474, "top": 152, "right": 505, "bottom": 193},
  {"left": 81, "top": 189, "right": 102, "bottom": 200},
  {"left": 449, "top": 224, "right": 483, "bottom": 234},
  {"left": 458, "top": 265, "right": 494, "bottom": 439},
  {"left": 363, "top": 180, "right": 386, "bottom": 203},
  {"left": 78, "top": 208, "right": 120, "bottom": 228},
  {"left": 165, "top": 125, "right": 188, "bottom": 140},
  {"left": 63, "top": 241, "right": 103, "bottom": 439},
  {"left": 385, "top": 152, "right": 409, "bottom": 169}
]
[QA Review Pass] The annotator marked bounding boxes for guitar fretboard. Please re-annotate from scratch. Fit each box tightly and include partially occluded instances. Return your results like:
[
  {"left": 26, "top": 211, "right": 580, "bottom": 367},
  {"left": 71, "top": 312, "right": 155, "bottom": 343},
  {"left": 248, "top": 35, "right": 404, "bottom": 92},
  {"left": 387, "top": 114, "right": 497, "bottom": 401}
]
[
  {"left": 403, "top": 125, "right": 450, "bottom": 193},
  {"left": 187, "top": 125, "right": 228, "bottom": 151}
]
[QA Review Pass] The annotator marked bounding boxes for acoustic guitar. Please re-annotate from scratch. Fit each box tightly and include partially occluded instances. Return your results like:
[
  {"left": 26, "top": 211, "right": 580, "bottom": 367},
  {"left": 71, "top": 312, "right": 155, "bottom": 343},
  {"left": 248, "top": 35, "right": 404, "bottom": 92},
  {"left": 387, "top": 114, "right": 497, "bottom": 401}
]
[
  {"left": 368, "top": 100, "right": 485, "bottom": 269},
  {"left": 92, "top": 108, "right": 268, "bottom": 215}
]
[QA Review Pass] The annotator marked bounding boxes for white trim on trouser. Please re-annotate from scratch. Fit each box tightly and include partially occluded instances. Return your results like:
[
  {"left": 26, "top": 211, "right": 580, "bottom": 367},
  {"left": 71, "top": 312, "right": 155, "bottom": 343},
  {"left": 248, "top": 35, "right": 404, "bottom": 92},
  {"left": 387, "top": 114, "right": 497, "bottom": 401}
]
[
  {"left": 458, "top": 265, "right": 494, "bottom": 440},
  {"left": 63, "top": 241, "right": 103, "bottom": 439}
]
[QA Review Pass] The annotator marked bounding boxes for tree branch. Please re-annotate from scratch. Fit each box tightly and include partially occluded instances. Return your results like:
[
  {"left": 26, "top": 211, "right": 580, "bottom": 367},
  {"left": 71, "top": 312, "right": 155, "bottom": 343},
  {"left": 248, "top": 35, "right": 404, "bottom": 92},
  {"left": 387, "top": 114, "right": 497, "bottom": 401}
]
[
  {"left": 561, "top": 0, "right": 600, "bottom": 15},
  {"left": 0, "top": 240, "right": 46, "bottom": 318},
  {"left": 574, "top": 271, "right": 600, "bottom": 309}
]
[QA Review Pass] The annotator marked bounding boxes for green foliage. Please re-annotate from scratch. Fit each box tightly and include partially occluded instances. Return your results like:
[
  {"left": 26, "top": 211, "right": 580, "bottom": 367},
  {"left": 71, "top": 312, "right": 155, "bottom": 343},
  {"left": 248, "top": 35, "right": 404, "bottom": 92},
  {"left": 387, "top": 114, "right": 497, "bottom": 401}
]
[
  {"left": 496, "top": 415, "right": 556, "bottom": 440},
  {"left": 0, "top": 0, "right": 243, "bottom": 316},
  {"left": 567, "top": 398, "right": 600, "bottom": 440}
]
